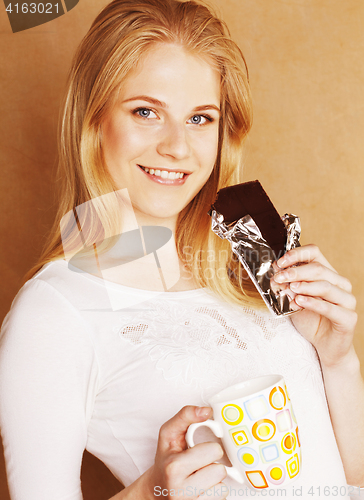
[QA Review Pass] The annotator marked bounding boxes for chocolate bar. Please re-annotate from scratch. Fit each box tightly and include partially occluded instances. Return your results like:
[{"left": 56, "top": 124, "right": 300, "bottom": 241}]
[
  {"left": 209, "top": 180, "right": 301, "bottom": 315},
  {"left": 210, "top": 180, "right": 287, "bottom": 260}
]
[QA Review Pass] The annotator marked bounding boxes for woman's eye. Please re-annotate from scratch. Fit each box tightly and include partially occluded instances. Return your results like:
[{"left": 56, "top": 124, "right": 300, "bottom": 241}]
[
  {"left": 134, "top": 108, "right": 157, "bottom": 119},
  {"left": 188, "top": 114, "right": 211, "bottom": 125}
]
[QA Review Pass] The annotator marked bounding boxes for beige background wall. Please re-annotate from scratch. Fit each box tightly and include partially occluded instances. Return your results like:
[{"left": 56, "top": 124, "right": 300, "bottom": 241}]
[{"left": 1, "top": 0, "right": 363, "bottom": 498}]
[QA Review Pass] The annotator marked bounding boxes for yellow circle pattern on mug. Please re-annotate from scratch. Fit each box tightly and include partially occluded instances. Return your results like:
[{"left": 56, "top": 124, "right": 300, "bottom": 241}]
[
  {"left": 237, "top": 447, "right": 260, "bottom": 468},
  {"left": 204, "top": 378, "right": 301, "bottom": 489},
  {"left": 252, "top": 419, "right": 276, "bottom": 441},
  {"left": 266, "top": 464, "right": 286, "bottom": 485},
  {"left": 221, "top": 404, "right": 244, "bottom": 426}
]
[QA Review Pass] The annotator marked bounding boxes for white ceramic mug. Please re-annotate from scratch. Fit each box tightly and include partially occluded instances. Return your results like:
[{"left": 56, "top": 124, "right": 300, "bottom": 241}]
[{"left": 186, "top": 374, "right": 301, "bottom": 490}]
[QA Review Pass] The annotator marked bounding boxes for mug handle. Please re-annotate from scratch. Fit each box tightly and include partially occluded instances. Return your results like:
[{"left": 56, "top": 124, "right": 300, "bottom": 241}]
[{"left": 186, "top": 420, "right": 245, "bottom": 484}]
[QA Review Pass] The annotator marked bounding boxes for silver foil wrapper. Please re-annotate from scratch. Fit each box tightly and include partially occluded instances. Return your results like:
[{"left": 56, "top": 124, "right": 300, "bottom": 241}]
[{"left": 210, "top": 210, "right": 301, "bottom": 316}]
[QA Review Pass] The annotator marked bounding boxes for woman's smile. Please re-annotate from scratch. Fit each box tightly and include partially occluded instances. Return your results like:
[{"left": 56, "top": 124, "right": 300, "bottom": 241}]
[
  {"left": 101, "top": 42, "right": 221, "bottom": 229},
  {"left": 137, "top": 164, "right": 190, "bottom": 184}
]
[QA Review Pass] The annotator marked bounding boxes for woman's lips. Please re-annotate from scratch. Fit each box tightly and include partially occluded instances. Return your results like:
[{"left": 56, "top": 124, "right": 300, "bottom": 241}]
[{"left": 137, "top": 164, "right": 189, "bottom": 185}]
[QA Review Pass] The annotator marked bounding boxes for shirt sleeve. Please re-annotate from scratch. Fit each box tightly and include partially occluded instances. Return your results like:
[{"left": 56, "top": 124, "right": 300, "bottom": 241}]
[{"left": 0, "top": 279, "right": 99, "bottom": 500}]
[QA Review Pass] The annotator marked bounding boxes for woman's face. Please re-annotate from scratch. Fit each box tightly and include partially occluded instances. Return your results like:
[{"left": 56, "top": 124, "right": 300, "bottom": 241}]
[{"left": 101, "top": 43, "right": 221, "bottom": 228}]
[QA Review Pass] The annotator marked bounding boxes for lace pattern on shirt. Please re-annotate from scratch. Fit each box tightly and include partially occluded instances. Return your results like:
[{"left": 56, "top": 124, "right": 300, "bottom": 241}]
[{"left": 114, "top": 295, "right": 324, "bottom": 403}]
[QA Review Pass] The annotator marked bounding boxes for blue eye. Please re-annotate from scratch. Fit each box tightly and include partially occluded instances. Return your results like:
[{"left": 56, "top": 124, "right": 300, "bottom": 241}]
[
  {"left": 138, "top": 108, "right": 151, "bottom": 118},
  {"left": 188, "top": 115, "right": 211, "bottom": 125},
  {"left": 133, "top": 107, "right": 157, "bottom": 119},
  {"left": 191, "top": 115, "right": 203, "bottom": 124}
]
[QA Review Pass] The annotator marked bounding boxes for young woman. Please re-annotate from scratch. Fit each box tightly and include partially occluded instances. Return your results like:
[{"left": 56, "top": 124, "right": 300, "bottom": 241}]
[{"left": 0, "top": 1, "right": 363, "bottom": 499}]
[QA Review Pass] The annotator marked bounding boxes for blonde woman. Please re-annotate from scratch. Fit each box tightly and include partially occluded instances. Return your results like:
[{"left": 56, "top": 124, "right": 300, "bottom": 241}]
[{"left": 0, "top": 1, "right": 363, "bottom": 499}]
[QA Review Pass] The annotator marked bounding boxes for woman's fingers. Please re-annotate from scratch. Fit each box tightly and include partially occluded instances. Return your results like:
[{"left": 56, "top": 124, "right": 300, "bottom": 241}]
[
  {"left": 186, "top": 462, "right": 227, "bottom": 493},
  {"left": 168, "top": 442, "right": 224, "bottom": 477},
  {"left": 161, "top": 444, "right": 226, "bottom": 498},
  {"left": 290, "top": 280, "right": 357, "bottom": 310},
  {"left": 158, "top": 406, "right": 212, "bottom": 454},
  {"left": 274, "top": 261, "right": 352, "bottom": 293},
  {"left": 278, "top": 244, "right": 358, "bottom": 367},
  {"left": 277, "top": 244, "right": 336, "bottom": 273},
  {"left": 155, "top": 407, "right": 226, "bottom": 498},
  {"left": 293, "top": 295, "right": 358, "bottom": 332}
]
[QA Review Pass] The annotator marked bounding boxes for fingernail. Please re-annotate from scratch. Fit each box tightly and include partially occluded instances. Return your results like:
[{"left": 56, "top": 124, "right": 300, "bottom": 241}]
[
  {"left": 274, "top": 273, "right": 285, "bottom": 283},
  {"left": 196, "top": 406, "right": 211, "bottom": 418},
  {"left": 295, "top": 295, "right": 306, "bottom": 303},
  {"left": 290, "top": 282, "right": 300, "bottom": 290},
  {"left": 277, "top": 257, "right": 287, "bottom": 267}
]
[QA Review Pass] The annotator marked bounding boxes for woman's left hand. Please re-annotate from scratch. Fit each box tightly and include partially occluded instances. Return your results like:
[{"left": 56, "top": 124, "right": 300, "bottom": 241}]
[{"left": 273, "top": 244, "right": 358, "bottom": 368}]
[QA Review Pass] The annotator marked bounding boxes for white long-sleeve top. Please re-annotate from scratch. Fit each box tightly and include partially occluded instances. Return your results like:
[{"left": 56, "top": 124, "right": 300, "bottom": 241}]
[{"left": 0, "top": 260, "right": 355, "bottom": 499}]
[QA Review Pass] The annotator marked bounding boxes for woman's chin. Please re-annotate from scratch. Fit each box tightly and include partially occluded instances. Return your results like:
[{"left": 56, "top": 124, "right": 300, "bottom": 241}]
[{"left": 130, "top": 205, "right": 182, "bottom": 228}]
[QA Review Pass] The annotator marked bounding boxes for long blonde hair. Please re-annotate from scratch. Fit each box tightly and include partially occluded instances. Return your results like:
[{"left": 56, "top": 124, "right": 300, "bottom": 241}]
[{"left": 26, "top": 0, "right": 263, "bottom": 307}]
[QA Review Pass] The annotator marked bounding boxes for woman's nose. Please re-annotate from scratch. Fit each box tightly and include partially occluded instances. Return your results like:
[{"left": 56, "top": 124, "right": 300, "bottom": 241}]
[{"left": 156, "top": 122, "right": 191, "bottom": 160}]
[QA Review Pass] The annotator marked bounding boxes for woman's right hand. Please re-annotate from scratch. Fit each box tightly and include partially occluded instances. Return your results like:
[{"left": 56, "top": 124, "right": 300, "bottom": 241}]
[{"left": 145, "top": 406, "right": 228, "bottom": 499}]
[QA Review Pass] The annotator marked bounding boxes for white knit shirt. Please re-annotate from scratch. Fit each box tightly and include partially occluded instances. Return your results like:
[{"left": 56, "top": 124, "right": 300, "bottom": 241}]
[{"left": 0, "top": 260, "right": 355, "bottom": 499}]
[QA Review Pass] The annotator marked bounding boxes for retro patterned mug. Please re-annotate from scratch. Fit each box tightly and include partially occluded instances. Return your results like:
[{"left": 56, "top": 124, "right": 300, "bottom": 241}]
[{"left": 186, "top": 375, "right": 301, "bottom": 490}]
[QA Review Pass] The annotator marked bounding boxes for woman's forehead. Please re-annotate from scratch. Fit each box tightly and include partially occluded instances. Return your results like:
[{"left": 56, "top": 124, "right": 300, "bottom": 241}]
[{"left": 117, "top": 43, "right": 221, "bottom": 106}]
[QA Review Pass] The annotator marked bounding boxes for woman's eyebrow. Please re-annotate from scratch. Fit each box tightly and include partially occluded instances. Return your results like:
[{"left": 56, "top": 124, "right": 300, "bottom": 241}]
[
  {"left": 122, "top": 95, "right": 167, "bottom": 107},
  {"left": 194, "top": 104, "right": 220, "bottom": 114},
  {"left": 121, "top": 95, "right": 220, "bottom": 114}
]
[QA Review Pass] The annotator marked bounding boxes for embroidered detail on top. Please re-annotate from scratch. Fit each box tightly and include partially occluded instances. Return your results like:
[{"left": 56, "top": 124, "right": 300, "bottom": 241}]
[
  {"left": 194, "top": 306, "right": 247, "bottom": 350},
  {"left": 114, "top": 296, "right": 324, "bottom": 402},
  {"left": 120, "top": 323, "right": 148, "bottom": 344}
]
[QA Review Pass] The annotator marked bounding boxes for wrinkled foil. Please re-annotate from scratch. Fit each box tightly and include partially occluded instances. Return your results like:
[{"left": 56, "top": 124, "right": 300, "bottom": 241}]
[{"left": 210, "top": 211, "right": 301, "bottom": 316}]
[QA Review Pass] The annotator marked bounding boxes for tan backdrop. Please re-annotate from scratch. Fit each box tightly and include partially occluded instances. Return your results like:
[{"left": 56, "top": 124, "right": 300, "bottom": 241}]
[{"left": 1, "top": 0, "right": 363, "bottom": 498}]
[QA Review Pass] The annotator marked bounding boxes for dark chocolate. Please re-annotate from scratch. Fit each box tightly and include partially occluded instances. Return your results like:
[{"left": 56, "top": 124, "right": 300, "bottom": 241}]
[{"left": 210, "top": 180, "right": 287, "bottom": 260}]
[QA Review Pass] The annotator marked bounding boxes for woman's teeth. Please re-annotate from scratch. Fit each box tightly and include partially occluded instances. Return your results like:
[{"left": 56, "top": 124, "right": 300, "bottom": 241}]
[{"left": 140, "top": 166, "right": 185, "bottom": 179}]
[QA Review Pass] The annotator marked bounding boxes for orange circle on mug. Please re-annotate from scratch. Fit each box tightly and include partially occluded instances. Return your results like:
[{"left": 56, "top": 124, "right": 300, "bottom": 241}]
[
  {"left": 252, "top": 419, "right": 276, "bottom": 442},
  {"left": 269, "top": 386, "right": 286, "bottom": 410},
  {"left": 282, "top": 432, "right": 296, "bottom": 454}
]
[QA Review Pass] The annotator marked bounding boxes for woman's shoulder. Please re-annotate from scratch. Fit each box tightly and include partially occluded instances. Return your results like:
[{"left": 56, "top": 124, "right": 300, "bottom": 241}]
[
  {"left": 10, "top": 258, "right": 110, "bottom": 316},
  {"left": 0, "top": 259, "right": 99, "bottom": 346},
  {"left": 31, "top": 258, "right": 95, "bottom": 297},
  {"left": 4, "top": 260, "right": 81, "bottom": 316}
]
